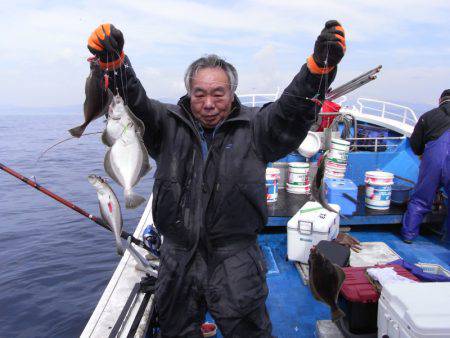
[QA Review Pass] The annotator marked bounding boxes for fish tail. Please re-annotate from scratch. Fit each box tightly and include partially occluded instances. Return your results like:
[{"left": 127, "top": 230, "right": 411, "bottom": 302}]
[
  {"left": 331, "top": 307, "right": 345, "bottom": 322},
  {"left": 68, "top": 124, "right": 87, "bottom": 138},
  {"left": 116, "top": 245, "right": 125, "bottom": 256},
  {"left": 125, "top": 189, "right": 145, "bottom": 209}
]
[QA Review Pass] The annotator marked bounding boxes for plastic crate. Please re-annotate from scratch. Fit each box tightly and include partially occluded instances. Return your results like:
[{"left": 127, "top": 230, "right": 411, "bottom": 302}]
[
  {"left": 338, "top": 264, "right": 419, "bottom": 335},
  {"left": 415, "top": 263, "right": 450, "bottom": 277}
]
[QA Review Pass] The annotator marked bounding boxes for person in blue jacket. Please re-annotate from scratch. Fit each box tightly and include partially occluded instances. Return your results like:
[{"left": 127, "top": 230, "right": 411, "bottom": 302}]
[{"left": 402, "top": 90, "right": 450, "bottom": 243}]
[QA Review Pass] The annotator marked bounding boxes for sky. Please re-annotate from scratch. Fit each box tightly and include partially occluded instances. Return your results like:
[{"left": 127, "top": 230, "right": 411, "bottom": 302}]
[{"left": 1, "top": 0, "right": 449, "bottom": 109}]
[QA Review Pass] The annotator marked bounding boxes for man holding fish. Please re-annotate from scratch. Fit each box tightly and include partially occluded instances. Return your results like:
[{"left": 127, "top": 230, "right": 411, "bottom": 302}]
[{"left": 86, "top": 21, "right": 346, "bottom": 337}]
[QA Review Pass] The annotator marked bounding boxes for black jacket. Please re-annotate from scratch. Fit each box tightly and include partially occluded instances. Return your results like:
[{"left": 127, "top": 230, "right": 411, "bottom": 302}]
[
  {"left": 111, "top": 57, "right": 335, "bottom": 252},
  {"left": 410, "top": 102, "right": 450, "bottom": 155}
]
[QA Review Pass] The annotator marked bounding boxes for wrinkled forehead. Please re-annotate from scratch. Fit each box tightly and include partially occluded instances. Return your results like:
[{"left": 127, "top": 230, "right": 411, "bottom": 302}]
[{"left": 191, "top": 67, "right": 231, "bottom": 92}]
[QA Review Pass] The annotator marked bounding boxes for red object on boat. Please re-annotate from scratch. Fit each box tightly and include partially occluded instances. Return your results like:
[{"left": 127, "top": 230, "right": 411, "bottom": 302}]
[
  {"left": 318, "top": 100, "right": 341, "bottom": 131},
  {"left": 201, "top": 322, "right": 217, "bottom": 337},
  {"left": 340, "top": 264, "right": 419, "bottom": 303},
  {"left": 338, "top": 264, "right": 419, "bottom": 334}
]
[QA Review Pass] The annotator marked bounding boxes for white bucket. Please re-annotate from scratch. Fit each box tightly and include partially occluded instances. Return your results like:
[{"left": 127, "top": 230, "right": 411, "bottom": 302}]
[
  {"left": 287, "top": 183, "right": 310, "bottom": 194},
  {"left": 331, "top": 138, "right": 350, "bottom": 151},
  {"left": 328, "top": 149, "right": 348, "bottom": 164},
  {"left": 325, "top": 159, "right": 347, "bottom": 172},
  {"left": 266, "top": 168, "right": 280, "bottom": 203},
  {"left": 288, "top": 162, "right": 310, "bottom": 186},
  {"left": 298, "top": 131, "right": 321, "bottom": 158},
  {"left": 365, "top": 171, "right": 394, "bottom": 210},
  {"left": 324, "top": 169, "right": 345, "bottom": 179}
]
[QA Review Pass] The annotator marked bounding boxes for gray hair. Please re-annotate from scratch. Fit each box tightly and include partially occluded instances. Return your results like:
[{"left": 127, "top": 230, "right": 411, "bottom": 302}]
[{"left": 184, "top": 54, "right": 238, "bottom": 96}]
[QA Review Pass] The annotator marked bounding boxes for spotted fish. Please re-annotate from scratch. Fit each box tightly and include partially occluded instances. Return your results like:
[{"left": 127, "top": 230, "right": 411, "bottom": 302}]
[{"left": 309, "top": 248, "right": 346, "bottom": 321}]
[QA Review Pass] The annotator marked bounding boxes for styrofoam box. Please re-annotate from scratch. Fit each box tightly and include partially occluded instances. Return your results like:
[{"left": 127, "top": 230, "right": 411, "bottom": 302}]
[
  {"left": 350, "top": 242, "right": 401, "bottom": 267},
  {"left": 287, "top": 201, "right": 340, "bottom": 263},
  {"left": 378, "top": 282, "right": 450, "bottom": 338}
]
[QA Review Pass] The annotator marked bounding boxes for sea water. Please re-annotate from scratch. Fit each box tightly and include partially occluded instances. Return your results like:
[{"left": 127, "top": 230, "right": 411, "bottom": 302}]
[{"left": 0, "top": 112, "right": 155, "bottom": 337}]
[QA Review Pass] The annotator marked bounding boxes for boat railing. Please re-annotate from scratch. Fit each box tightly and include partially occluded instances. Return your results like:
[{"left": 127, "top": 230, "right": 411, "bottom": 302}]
[
  {"left": 238, "top": 89, "right": 280, "bottom": 107},
  {"left": 356, "top": 98, "right": 417, "bottom": 126},
  {"left": 347, "top": 136, "right": 405, "bottom": 152},
  {"left": 333, "top": 95, "right": 348, "bottom": 106}
]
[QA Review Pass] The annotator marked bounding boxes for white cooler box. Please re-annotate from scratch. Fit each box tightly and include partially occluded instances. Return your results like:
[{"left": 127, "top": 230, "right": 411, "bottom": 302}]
[
  {"left": 287, "top": 201, "right": 340, "bottom": 263},
  {"left": 378, "top": 282, "right": 450, "bottom": 338}
]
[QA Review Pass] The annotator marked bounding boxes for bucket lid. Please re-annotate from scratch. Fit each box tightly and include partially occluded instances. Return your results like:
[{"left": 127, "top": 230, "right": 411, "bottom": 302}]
[
  {"left": 365, "top": 171, "right": 394, "bottom": 180},
  {"left": 266, "top": 168, "right": 280, "bottom": 175},
  {"left": 286, "top": 201, "right": 340, "bottom": 232},
  {"left": 289, "top": 162, "right": 310, "bottom": 168},
  {"left": 331, "top": 138, "right": 350, "bottom": 146},
  {"left": 287, "top": 183, "right": 310, "bottom": 189}
]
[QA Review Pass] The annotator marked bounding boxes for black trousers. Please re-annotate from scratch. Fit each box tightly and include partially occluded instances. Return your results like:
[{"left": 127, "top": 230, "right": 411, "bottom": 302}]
[{"left": 155, "top": 241, "right": 272, "bottom": 337}]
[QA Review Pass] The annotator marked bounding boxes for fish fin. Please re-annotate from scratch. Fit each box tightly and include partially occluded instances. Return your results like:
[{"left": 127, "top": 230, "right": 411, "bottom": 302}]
[
  {"left": 126, "top": 105, "right": 146, "bottom": 135},
  {"left": 140, "top": 161, "right": 151, "bottom": 179},
  {"left": 101, "top": 130, "right": 113, "bottom": 147},
  {"left": 139, "top": 144, "right": 151, "bottom": 178},
  {"left": 334, "top": 264, "right": 346, "bottom": 290},
  {"left": 308, "top": 264, "right": 324, "bottom": 302},
  {"left": 310, "top": 284, "right": 323, "bottom": 302},
  {"left": 103, "top": 149, "right": 121, "bottom": 186},
  {"left": 125, "top": 189, "right": 145, "bottom": 209},
  {"left": 331, "top": 307, "right": 346, "bottom": 322},
  {"left": 68, "top": 123, "right": 87, "bottom": 138}
]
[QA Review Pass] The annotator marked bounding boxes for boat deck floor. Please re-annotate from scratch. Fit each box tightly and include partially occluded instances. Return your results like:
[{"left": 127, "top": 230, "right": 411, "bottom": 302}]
[{"left": 208, "top": 226, "right": 450, "bottom": 337}]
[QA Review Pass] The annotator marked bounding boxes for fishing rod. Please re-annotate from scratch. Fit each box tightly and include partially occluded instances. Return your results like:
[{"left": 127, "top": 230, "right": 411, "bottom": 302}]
[
  {"left": 0, "top": 162, "right": 147, "bottom": 249},
  {"left": 326, "top": 65, "right": 382, "bottom": 100},
  {"left": 326, "top": 76, "right": 377, "bottom": 101}
]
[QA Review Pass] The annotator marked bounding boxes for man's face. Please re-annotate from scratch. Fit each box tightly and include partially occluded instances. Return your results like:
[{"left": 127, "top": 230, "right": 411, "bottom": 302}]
[{"left": 189, "top": 67, "right": 234, "bottom": 129}]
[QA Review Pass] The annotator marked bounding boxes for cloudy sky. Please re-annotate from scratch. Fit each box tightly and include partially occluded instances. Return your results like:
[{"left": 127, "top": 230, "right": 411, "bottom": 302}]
[{"left": 1, "top": 0, "right": 449, "bottom": 109}]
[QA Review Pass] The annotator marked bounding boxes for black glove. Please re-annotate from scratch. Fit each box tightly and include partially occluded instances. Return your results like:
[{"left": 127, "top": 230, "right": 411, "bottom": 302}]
[
  {"left": 88, "top": 23, "right": 124, "bottom": 68},
  {"left": 313, "top": 20, "right": 346, "bottom": 68}
]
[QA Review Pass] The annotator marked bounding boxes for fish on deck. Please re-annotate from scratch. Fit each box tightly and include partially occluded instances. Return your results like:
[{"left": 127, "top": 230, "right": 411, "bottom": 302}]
[{"left": 308, "top": 247, "right": 346, "bottom": 321}]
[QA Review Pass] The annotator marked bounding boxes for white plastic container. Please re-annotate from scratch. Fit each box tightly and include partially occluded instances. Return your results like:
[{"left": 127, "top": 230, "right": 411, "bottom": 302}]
[
  {"left": 325, "top": 159, "right": 347, "bottom": 172},
  {"left": 298, "top": 131, "right": 321, "bottom": 158},
  {"left": 288, "top": 162, "right": 310, "bottom": 186},
  {"left": 365, "top": 171, "right": 394, "bottom": 210},
  {"left": 328, "top": 148, "right": 348, "bottom": 164},
  {"left": 415, "top": 263, "right": 450, "bottom": 277},
  {"left": 286, "top": 183, "right": 310, "bottom": 194},
  {"left": 266, "top": 168, "right": 280, "bottom": 203},
  {"left": 330, "top": 138, "right": 350, "bottom": 151},
  {"left": 378, "top": 282, "right": 450, "bottom": 338},
  {"left": 324, "top": 168, "right": 345, "bottom": 179},
  {"left": 287, "top": 202, "right": 340, "bottom": 263}
]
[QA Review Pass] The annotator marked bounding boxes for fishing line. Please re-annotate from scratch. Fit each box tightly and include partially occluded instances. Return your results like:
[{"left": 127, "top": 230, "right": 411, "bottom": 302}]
[
  {"left": 35, "top": 131, "right": 103, "bottom": 164},
  {"left": 113, "top": 50, "right": 128, "bottom": 104}
]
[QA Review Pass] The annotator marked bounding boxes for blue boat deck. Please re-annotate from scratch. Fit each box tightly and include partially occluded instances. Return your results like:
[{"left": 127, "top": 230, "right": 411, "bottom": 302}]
[
  {"left": 209, "top": 225, "right": 450, "bottom": 337},
  {"left": 262, "top": 226, "right": 449, "bottom": 337}
]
